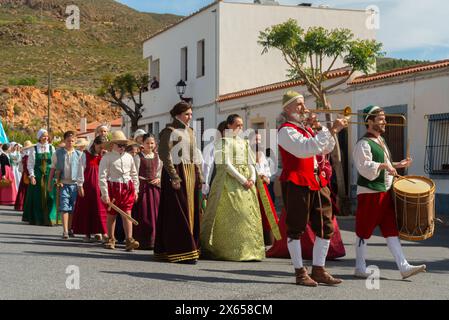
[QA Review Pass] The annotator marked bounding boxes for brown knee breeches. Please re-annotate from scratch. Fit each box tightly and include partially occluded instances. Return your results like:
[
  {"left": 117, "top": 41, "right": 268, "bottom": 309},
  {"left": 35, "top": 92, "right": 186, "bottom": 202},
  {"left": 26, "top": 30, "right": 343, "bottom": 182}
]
[{"left": 281, "top": 182, "right": 334, "bottom": 240}]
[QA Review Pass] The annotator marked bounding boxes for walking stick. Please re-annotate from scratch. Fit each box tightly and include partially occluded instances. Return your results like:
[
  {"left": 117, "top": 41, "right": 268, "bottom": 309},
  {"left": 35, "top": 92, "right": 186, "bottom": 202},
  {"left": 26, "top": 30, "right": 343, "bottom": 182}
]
[{"left": 108, "top": 200, "right": 139, "bottom": 226}]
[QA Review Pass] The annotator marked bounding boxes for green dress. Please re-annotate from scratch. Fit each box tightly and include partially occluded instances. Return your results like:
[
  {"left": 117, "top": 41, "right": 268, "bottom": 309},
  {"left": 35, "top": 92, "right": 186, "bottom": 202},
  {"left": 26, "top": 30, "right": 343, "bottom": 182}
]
[
  {"left": 22, "top": 145, "right": 58, "bottom": 226},
  {"left": 200, "top": 137, "right": 265, "bottom": 261}
]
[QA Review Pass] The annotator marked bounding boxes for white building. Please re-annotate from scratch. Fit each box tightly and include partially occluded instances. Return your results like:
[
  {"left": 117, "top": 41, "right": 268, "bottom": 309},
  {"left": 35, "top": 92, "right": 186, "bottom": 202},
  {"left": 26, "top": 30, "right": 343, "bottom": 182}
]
[
  {"left": 126, "top": 0, "right": 376, "bottom": 137},
  {"left": 125, "top": 0, "right": 449, "bottom": 215},
  {"left": 348, "top": 60, "right": 449, "bottom": 217},
  {"left": 211, "top": 59, "right": 449, "bottom": 216}
]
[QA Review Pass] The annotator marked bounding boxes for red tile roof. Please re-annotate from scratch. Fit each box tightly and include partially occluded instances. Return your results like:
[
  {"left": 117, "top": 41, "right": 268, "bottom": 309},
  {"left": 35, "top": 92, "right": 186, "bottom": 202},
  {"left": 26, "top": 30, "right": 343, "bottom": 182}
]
[
  {"left": 217, "top": 69, "right": 350, "bottom": 102},
  {"left": 349, "top": 59, "right": 449, "bottom": 85},
  {"left": 78, "top": 118, "right": 122, "bottom": 135}
]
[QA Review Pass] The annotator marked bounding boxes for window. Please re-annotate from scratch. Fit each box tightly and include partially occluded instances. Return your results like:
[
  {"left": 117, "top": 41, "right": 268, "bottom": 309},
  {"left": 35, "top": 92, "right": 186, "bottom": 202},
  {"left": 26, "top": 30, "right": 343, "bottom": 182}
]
[
  {"left": 425, "top": 113, "right": 449, "bottom": 175},
  {"left": 197, "top": 118, "right": 205, "bottom": 151},
  {"left": 148, "top": 123, "right": 153, "bottom": 135},
  {"left": 197, "top": 39, "right": 205, "bottom": 78},
  {"left": 181, "top": 47, "right": 188, "bottom": 81},
  {"left": 150, "top": 58, "right": 160, "bottom": 89}
]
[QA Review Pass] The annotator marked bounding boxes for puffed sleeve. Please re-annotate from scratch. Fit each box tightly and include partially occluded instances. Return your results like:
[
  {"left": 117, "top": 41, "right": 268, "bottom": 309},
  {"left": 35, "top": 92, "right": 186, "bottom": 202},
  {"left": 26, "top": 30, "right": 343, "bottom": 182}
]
[
  {"left": 76, "top": 152, "right": 86, "bottom": 187},
  {"left": 278, "top": 126, "right": 335, "bottom": 158},
  {"left": 129, "top": 154, "right": 139, "bottom": 192},
  {"left": 98, "top": 154, "right": 110, "bottom": 198},
  {"left": 353, "top": 139, "right": 382, "bottom": 181},
  {"left": 158, "top": 127, "right": 181, "bottom": 183},
  {"left": 27, "top": 148, "right": 36, "bottom": 177}
]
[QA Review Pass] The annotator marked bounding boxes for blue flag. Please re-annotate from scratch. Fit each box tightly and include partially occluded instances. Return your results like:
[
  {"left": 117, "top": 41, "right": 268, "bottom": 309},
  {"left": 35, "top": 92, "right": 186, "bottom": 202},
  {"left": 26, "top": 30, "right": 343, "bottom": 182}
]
[{"left": 0, "top": 118, "right": 9, "bottom": 144}]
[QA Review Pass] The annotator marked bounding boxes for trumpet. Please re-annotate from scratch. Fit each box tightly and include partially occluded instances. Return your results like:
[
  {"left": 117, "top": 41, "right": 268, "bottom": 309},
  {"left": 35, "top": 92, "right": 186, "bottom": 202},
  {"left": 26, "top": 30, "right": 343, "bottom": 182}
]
[{"left": 307, "top": 106, "right": 407, "bottom": 127}]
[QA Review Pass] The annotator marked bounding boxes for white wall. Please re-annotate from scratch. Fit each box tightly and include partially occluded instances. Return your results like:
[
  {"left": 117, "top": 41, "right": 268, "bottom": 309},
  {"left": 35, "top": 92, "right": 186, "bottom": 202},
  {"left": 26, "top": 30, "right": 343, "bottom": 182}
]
[
  {"left": 141, "top": 3, "right": 219, "bottom": 123},
  {"left": 219, "top": 2, "right": 376, "bottom": 95},
  {"left": 350, "top": 72, "right": 449, "bottom": 195}
]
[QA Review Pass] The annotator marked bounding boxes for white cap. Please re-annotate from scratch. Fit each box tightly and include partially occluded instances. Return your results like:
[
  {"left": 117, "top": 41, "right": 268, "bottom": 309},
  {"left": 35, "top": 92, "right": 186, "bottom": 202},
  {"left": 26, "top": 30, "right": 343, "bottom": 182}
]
[
  {"left": 37, "top": 129, "right": 48, "bottom": 140},
  {"left": 133, "top": 129, "right": 146, "bottom": 139}
]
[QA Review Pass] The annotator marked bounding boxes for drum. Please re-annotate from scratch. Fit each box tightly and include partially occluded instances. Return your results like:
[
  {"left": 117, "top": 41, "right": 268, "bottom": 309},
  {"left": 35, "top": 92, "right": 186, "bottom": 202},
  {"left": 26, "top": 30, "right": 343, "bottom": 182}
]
[{"left": 393, "top": 176, "right": 435, "bottom": 241}]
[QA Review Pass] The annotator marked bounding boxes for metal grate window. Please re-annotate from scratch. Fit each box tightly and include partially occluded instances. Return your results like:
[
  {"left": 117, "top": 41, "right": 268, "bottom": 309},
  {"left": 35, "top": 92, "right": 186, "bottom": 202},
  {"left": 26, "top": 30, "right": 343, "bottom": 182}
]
[{"left": 425, "top": 113, "right": 449, "bottom": 175}]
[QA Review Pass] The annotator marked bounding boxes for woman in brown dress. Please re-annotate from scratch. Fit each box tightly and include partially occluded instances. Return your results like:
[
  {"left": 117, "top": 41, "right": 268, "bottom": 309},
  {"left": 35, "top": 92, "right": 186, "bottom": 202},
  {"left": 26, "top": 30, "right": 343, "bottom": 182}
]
[{"left": 154, "top": 102, "right": 203, "bottom": 264}]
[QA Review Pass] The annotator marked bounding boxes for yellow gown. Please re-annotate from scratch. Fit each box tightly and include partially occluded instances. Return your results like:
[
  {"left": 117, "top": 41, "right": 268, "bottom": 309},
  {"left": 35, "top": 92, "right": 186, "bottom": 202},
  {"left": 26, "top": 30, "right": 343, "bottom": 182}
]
[{"left": 200, "top": 136, "right": 265, "bottom": 261}]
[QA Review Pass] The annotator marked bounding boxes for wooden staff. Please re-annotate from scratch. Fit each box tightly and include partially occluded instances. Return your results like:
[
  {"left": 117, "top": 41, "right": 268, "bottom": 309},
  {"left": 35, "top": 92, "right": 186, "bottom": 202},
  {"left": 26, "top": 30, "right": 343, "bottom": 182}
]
[
  {"left": 54, "top": 170, "right": 63, "bottom": 225},
  {"left": 108, "top": 201, "right": 139, "bottom": 226}
]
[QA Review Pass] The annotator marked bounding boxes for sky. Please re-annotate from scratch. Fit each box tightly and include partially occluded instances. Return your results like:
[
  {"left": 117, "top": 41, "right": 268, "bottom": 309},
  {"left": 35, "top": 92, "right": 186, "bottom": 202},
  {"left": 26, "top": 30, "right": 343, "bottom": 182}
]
[{"left": 116, "top": 0, "right": 449, "bottom": 61}]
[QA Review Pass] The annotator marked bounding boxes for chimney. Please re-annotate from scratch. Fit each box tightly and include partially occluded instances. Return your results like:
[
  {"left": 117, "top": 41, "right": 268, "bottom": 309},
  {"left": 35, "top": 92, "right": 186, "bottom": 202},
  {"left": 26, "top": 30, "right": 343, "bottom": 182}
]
[{"left": 80, "top": 118, "right": 87, "bottom": 133}]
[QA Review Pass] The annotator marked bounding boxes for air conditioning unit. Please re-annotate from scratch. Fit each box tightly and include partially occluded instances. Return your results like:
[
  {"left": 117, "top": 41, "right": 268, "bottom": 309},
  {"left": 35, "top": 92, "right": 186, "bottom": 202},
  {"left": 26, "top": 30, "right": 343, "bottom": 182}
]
[{"left": 254, "top": 0, "right": 280, "bottom": 5}]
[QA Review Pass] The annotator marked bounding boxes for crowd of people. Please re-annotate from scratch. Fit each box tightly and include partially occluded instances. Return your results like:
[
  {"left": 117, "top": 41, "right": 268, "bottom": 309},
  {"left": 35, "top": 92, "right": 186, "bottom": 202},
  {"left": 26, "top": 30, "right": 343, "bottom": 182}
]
[{"left": 0, "top": 93, "right": 427, "bottom": 286}]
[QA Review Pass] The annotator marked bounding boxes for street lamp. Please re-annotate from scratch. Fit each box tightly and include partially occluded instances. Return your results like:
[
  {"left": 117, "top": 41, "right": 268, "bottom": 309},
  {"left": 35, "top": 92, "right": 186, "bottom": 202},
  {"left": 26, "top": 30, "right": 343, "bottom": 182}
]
[
  {"left": 176, "top": 79, "right": 193, "bottom": 104},
  {"left": 176, "top": 79, "right": 186, "bottom": 99}
]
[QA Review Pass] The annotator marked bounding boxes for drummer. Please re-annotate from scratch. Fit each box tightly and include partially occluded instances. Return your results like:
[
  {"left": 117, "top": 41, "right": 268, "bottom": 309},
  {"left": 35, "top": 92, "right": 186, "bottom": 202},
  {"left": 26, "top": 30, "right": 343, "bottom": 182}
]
[{"left": 352, "top": 105, "right": 426, "bottom": 280}]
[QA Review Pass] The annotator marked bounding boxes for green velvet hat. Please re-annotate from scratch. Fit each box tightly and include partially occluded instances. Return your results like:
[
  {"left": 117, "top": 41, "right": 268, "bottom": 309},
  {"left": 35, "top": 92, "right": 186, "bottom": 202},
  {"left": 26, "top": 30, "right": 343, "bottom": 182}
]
[
  {"left": 363, "top": 105, "right": 383, "bottom": 121},
  {"left": 282, "top": 90, "right": 304, "bottom": 109}
]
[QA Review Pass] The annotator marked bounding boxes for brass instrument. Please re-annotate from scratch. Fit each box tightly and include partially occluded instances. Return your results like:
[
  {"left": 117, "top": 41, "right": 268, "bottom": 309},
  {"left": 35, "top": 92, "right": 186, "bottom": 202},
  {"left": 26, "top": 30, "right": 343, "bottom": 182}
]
[{"left": 307, "top": 106, "right": 407, "bottom": 127}]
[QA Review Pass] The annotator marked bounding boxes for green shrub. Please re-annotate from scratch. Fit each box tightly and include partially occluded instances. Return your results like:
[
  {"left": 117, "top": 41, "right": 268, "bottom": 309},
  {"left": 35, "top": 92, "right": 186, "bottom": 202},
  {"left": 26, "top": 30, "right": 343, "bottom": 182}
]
[
  {"left": 13, "top": 104, "right": 21, "bottom": 116},
  {"left": 21, "top": 15, "right": 38, "bottom": 24},
  {"left": 2, "top": 123, "right": 35, "bottom": 145},
  {"left": 8, "top": 77, "right": 38, "bottom": 86}
]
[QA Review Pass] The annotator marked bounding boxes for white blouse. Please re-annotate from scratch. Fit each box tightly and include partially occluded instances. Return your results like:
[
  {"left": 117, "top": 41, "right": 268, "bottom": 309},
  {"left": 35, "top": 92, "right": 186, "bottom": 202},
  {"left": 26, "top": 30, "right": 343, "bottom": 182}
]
[
  {"left": 98, "top": 151, "right": 139, "bottom": 198},
  {"left": 201, "top": 142, "right": 216, "bottom": 195},
  {"left": 28, "top": 143, "right": 56, "bottom": 177},
  {"left": 255, "top": 151, "right": 272, "bottom": 178},
  {"left": 278, "top": 121, "right": 335, "bottom": 168}
]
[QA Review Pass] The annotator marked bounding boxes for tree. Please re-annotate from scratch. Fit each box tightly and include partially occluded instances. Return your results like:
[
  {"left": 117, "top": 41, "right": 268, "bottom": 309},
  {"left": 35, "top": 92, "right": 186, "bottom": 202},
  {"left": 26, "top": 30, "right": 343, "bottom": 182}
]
[
  {"left": 98, "top": 73, "right": 150, "bottom": 135},
  {"left": 258, "top": 19, "right": 384, "bottom": 214}
]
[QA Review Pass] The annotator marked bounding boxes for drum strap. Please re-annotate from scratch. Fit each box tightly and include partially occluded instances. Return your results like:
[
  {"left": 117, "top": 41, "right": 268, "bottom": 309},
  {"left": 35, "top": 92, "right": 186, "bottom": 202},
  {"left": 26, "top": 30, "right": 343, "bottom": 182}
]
[
  {"left": 378, "top": 137, "right": 393, "bottom": 164},
  {"left": 364, "top": 134, "right": 393, "bottom": 164}
]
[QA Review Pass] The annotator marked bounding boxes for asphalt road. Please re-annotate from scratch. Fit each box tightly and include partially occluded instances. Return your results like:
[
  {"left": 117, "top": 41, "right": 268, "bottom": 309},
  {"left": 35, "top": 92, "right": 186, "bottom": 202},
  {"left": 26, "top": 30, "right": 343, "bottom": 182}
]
[{"left": 1, "top": 206, "right": 448, "bottom": 300}]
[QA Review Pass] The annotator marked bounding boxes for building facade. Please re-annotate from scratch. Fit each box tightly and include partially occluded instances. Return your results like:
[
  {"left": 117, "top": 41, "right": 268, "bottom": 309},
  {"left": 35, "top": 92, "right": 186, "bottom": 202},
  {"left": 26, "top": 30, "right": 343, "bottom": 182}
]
[
  {"left": 125, "top": 0, "right": 376, "bottom": 136},
  {"left": 211, "top": 60, "right": 449, "bottom": 216}
]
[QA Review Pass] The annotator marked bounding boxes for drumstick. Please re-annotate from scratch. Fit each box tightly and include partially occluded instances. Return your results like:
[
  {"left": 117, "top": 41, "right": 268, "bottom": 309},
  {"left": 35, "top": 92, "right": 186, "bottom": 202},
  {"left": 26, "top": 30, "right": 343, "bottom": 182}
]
[
  {"left": 406, "top": 139, "right": 410, "bottom": 159},
  {"left": 395, "top": 174, "right": 416, "bottom": 184},
  {"left": 108, "top": 201, "right": 139, "bottom": 226}
]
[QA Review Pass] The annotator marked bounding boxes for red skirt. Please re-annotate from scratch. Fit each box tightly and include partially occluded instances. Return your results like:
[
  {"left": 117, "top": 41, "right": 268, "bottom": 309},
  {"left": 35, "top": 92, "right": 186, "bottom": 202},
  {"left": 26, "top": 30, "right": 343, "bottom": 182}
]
[
  {"left": 14, "top": 176, "right": 28, "bottom": 211},
  {"left": 0, "top": 166, "right": 18, "bottom": 206},
  {"left": 266, "top": 207, "right": 346, "bottom": 260},
  {"left": 72, "top": 166, "right": 108, "bottom": 236}
]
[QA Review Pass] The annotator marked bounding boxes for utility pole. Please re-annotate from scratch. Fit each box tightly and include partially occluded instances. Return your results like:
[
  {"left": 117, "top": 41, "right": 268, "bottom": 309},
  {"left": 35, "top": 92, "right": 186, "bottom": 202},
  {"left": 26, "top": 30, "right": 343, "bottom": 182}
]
[{"left": 47, "top": 71, "right": 51, "bottom": 132}]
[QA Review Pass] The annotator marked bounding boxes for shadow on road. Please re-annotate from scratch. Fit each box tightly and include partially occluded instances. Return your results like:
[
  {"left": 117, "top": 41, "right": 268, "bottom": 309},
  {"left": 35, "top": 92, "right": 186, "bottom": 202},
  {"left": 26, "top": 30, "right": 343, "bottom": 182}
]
[
  {"left": 23, "top": 250, "right": 153, "bottom": 262},
  {"left": 0, "top": 211, "right": 23, "bottom": 217},
  {"left": 200, "top": 269, "right": 291, "bottom": 278},
  {"left": 100, "top": 270, "right": 292, "bottom": 285}
]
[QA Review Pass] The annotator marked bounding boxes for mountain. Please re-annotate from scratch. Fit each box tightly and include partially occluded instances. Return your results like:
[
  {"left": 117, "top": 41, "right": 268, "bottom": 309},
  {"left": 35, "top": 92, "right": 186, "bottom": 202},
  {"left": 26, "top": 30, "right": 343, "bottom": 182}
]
[
  {"left": 0, "top": 0, "right": 181, "bottom": 92},
  {"left": 1, "top": 86, "right": 122, "bottom": 137}
]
